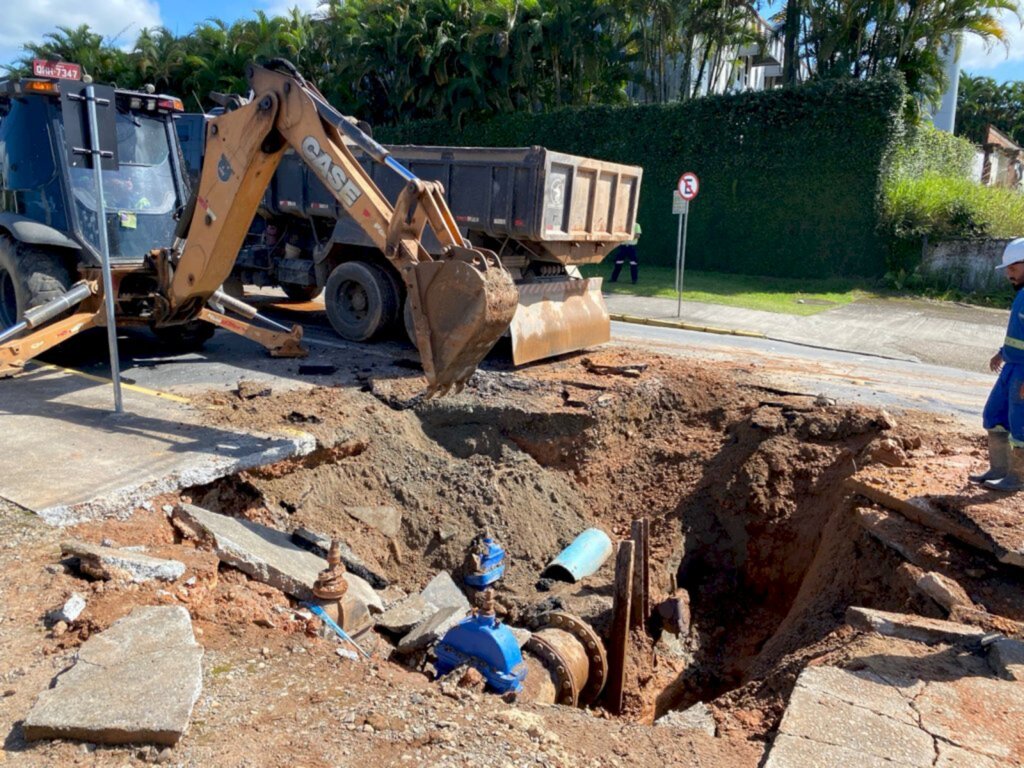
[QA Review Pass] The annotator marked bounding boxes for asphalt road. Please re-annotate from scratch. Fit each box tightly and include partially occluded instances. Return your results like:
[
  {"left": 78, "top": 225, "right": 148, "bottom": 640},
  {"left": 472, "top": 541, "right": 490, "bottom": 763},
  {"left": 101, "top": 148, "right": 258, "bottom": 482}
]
[{"left": 50, "top": 302, "right": 993, "bottom": 431}]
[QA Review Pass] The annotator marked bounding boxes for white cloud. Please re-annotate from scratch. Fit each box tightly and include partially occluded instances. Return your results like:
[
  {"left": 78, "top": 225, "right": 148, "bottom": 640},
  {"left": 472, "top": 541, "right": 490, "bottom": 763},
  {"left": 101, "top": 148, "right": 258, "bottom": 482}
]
[
  {"left": 0, "top": 1, "right": 162, "bottom": 68},
  {"left": 260, "top": 0, "right": 324, "bottom": 18},
  {"left": 960, "top": 9, "right": 1024, "bottom": 72}
]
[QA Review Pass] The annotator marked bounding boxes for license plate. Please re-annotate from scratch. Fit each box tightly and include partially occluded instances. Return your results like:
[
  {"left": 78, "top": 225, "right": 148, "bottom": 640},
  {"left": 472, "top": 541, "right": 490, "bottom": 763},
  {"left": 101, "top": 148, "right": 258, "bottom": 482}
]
[{"left": 31, "top": 59, "right": 82, "bottom": 81}]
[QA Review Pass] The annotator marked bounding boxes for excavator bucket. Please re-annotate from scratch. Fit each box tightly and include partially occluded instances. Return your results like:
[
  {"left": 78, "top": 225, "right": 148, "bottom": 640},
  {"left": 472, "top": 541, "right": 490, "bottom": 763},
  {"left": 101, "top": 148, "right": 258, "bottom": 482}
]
[
  {"left": 510, "top": 278, "right": 611, "bottom": 365},
  {"left": 408, "top": 249, "right": 518, "bottom": 395}
]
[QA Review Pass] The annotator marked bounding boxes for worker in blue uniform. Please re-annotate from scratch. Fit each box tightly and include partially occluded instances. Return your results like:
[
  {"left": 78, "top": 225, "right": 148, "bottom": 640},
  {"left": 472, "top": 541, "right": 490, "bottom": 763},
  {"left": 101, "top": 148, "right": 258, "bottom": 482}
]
[{"left": 971, "top": 238, "right": 1024, "bottom": 493}]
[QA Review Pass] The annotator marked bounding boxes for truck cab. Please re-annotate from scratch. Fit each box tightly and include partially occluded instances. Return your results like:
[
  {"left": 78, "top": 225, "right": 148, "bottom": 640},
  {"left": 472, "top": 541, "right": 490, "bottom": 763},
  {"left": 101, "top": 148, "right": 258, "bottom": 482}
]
[{"left": 0, "top": 74, "right": 189, "bottom": 327}]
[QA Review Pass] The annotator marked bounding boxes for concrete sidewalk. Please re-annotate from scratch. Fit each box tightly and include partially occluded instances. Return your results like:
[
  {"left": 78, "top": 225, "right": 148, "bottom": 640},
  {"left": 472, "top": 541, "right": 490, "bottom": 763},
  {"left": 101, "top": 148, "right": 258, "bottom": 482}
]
[
  {"left": 0, "top": 364, "right": 314, "bottom": 525},
  {"left": 603, "top": 293, "right": 1009, "bottom": 373}
]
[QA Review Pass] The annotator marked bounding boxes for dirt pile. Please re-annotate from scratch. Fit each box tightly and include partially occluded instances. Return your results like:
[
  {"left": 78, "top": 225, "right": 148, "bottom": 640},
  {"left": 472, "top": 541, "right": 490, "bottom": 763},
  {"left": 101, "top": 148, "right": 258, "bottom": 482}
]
[{"left": 4, "top": 347, "right": 1014, "bottom": 766}]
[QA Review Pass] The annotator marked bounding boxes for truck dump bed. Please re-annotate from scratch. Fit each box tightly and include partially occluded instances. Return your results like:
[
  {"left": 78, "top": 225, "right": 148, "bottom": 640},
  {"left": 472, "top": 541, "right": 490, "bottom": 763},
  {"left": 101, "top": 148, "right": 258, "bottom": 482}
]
[{"left": 266, "top": 145, "right": 643, "bottom": 264}]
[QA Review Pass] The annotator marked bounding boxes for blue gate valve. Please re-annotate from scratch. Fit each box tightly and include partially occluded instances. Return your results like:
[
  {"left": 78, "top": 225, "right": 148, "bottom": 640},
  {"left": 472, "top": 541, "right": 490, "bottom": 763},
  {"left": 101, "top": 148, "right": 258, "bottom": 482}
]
[{"left": 435, "top": 535, "right": 526, "bottom": 694}]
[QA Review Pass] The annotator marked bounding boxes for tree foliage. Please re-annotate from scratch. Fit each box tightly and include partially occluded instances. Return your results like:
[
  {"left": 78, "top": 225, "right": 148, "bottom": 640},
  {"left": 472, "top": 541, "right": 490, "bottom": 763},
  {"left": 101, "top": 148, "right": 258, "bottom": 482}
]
[
  {"left": 956, "top": 73, "right": 1024, "bottom": 146},
  {"left": 778, "top": 0, "right": 1020, "bottom": 109}
]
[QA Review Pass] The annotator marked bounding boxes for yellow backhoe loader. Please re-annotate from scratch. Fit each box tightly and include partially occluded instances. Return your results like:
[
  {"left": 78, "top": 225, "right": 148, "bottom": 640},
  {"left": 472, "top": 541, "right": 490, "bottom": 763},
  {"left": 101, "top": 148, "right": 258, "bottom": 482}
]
[{"left": 0, "top": 60, "right": 517, "bottom": 395}]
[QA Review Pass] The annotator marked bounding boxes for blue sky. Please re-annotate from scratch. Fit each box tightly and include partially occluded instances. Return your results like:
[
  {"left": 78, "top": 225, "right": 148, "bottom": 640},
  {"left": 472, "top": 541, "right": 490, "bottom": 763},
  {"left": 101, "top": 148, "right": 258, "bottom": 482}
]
[{"left": 2, "top": 1, "right": 1022, "bottom": 83}]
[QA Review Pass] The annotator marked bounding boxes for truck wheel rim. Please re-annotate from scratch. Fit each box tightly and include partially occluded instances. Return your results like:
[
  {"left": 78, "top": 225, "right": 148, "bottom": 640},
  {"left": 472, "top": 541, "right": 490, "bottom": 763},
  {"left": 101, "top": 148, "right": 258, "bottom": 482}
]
[
  {"left": 0, "top": 268, "right": 16, "bottom": 328},
  {"left": 339, "top": 281, "right": 369, "bottom": 320}
]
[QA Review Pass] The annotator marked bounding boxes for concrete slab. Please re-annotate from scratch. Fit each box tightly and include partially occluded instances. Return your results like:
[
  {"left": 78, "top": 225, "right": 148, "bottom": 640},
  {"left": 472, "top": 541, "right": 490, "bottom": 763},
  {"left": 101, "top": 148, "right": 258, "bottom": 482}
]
[
  {"left": 0, "top": 366, "right": 314, "bottom": 525},
  {"left": 174, "top": 503, "right": 379, "bottom": 607},
  {"left": 914, "top": 674, "right": 1024, "bottom": 762},
  {"left": 397, "top": 606, "right": 467, "bottom": 653},
  {"left": 292, "top": 527, "right": 389, "bottom": 588},
  {"left": 62, "top": 540, "right": 185, "bottom": 583},
  {"left": 175, "top": 503, "right": 324, "bottom": 599},
  {"left": 765, "top": 733, "right": 920, "bottom": 768},
  {"left": 764, "top": 647, "right": 1024, "bottom": 768},
  {"left": 23, "top": 606, "right": 203, "bottom": 746},
  {"left": 774, "top": 672, "right": 936, "bottom": 766},
  {"left": 846, "top": 606, "right": 990, "bottom": 646},
  {"left": 847, "top": 464, "right": 1024, "bottom": 569},
  {"left": 419, "top": 571, "right": 470, "bottom": 613},
  {"left": 376, "top": 594, "right": 436, "bottom": 635}
]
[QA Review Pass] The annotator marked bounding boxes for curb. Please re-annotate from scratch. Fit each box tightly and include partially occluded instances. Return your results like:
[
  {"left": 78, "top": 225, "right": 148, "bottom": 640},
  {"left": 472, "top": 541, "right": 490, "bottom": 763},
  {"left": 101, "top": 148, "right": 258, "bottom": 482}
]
[{"left": 609, "top": 313, "right": 767, "bottom": 339}]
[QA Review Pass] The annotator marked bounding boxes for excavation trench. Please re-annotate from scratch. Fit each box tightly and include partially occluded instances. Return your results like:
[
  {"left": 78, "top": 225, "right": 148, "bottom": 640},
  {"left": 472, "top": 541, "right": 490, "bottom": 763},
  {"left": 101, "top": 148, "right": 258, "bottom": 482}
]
[{"left": 186, "top": 366, "right": 915, "bottom": 728}]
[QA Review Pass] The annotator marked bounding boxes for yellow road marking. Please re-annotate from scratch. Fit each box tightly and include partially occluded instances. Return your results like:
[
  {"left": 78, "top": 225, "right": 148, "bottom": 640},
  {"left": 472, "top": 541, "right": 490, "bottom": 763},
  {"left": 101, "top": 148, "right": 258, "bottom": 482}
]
[{"left": 25, "top": 362, "right": 191, "bottom": 404}]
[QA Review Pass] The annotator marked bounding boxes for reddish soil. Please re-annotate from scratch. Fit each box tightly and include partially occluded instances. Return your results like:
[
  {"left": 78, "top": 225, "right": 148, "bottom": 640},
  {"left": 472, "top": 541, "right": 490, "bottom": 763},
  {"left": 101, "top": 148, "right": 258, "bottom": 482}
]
[{"left": 0, "top": 347, "right": 1016, "bottom": 766}]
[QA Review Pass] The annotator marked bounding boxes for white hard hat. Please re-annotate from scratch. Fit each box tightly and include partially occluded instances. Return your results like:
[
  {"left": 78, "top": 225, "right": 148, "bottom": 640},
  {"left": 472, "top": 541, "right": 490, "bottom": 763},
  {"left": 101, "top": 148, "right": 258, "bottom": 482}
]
[{"left": 996, "top": 237, "right": 1024, "bottom": 270}]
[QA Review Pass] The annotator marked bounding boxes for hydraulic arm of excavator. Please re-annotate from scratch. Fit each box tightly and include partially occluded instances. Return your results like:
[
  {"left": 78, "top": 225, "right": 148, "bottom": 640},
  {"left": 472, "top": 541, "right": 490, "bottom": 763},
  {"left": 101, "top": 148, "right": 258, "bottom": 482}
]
[
  {"left": 0, "top": 61, "right": 517, "bottom": 394},
  {"left": 163, "top": 60, "right": 516, "bottom": 394}
]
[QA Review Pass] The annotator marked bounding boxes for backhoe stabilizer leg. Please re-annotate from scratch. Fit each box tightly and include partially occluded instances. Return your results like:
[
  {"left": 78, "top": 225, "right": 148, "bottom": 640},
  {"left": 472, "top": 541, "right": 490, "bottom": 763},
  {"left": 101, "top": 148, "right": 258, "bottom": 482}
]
[
  {"left": 0, "top": 311, "right": 101, "bottom": 378},
  {"left": 197, "top": 307, "right": 307, "bottom": 358}
]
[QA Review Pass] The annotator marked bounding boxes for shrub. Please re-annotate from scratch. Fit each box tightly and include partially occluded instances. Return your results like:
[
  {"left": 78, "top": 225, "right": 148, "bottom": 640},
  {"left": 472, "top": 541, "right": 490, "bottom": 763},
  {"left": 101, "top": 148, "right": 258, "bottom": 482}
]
[
  {"left": 380, "top": 76, "right": 906, "bottom": 278},
  {"left": 881, "top": 124, "right": 1024, "bottom": 271}
]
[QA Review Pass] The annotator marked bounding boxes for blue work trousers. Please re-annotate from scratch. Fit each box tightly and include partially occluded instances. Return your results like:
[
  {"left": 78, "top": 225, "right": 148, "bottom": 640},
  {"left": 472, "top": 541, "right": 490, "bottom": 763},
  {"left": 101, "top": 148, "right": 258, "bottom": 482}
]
[{"left": 983, "top": 362, "right": 1024, "bottom": 446}]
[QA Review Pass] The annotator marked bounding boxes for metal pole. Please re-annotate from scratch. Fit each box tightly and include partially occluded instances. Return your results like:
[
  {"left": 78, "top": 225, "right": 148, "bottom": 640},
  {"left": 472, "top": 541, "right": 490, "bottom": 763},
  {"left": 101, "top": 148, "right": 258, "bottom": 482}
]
[
  {"left": 675, "top": 201, "right": 684, "bottom": 318},
  {"left": 84, "top": 85, "right": 123, "bottom": 413},
  {"left": 678, "top": 200, "right": 690, "bottom": 319}
]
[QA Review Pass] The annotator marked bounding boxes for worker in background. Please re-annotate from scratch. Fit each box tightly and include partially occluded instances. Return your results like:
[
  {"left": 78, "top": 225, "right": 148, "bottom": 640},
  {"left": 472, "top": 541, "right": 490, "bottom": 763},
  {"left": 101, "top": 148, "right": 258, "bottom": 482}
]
[
  {"left": 610, "top": 220, "right": 642, "bottom": 284},
  {"left": 971, "top": 238, "right": 1024, "bottom": 492}
]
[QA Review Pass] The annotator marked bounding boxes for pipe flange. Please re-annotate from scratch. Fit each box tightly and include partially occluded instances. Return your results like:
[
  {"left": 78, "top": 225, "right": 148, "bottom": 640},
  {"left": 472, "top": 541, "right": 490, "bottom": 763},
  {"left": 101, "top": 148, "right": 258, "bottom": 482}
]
[
  {"left": 525, "top": 633, "right": 578, "bottom": 706},
  {"left": 541, "top": 611, "right": 607, "bottom": 705}
]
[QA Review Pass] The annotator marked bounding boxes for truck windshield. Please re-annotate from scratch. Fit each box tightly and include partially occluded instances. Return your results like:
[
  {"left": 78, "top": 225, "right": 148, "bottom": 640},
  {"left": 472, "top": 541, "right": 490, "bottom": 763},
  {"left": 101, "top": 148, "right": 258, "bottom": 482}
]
[{"left": 69, "top": 110, "right": 178, "bottom": 260}]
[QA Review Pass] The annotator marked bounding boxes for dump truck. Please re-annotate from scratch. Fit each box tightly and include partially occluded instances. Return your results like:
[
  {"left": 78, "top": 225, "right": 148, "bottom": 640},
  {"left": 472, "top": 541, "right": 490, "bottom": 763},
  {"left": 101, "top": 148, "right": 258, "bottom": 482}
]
[
  {"left": 176, "top": 115, "right": 643, "bottom": 365},
  {"left": 0, "top": 60, "right": 517, "bottom": 394}
]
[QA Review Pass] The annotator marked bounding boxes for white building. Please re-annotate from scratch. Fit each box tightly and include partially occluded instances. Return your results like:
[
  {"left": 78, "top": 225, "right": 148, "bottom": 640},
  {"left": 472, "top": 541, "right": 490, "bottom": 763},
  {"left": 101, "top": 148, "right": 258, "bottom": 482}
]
[{"left": 630, "top": 9, "right": 788, "bottom": 103}]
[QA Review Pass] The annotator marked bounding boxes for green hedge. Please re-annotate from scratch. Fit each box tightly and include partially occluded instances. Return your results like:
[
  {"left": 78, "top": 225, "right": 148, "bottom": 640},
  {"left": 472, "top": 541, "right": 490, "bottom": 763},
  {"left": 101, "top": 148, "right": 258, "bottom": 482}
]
[{"left": 379, "top": 76, "right": 906, "bottom": 278}]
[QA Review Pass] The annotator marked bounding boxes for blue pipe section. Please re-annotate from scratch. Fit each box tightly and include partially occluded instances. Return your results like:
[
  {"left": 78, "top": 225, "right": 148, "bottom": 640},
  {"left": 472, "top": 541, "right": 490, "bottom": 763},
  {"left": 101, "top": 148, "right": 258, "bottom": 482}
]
[{"left": 542, "top": 528, "right": 613, "bottom": 583}]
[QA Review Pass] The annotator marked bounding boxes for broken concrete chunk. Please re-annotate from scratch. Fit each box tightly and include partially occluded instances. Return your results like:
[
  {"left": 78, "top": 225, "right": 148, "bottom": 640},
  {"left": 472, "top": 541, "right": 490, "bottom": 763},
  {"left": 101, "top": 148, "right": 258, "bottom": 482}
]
[
  {"left": 988, "top": 638, "right": 1024, "bottom": 681},
  {"left": 55, "top": 593, "right": 87, "bottom": 624},
  {"left": 345, "top": 572, "right": 384, "bottom": 615},
  {"left": 916, "top": 572, "right": 974, "bottom": 613},
  {"left": 175, "top": 504, "right": 324, "bottom": 600},
  {"left": 24, "top": 606, "right": 203, "bottom": 746},
  {"left": 376, "top": 594, "right": 436, "bottom": 635},
  {"left": 174, "top": 504, "right": 379, "bottom": 611},
  {"left": 846, "top": 606, "right": 989, "bottom": 647},
  {"left": 419, "top": 572, "right": 470, "bottom": 613},
  {"left": 397, "top": 606, "right": 467, "bottom": 653},
  {"left": 654, "top": 702, "right": 716, "bottom": 736},
  {"left": 774, "top": 668, "right": 934, "bottom": 767},
  {"left": 291, "top": 527, "right": 389, "bottom": 588},
  {"left": 345, "top": 506, "right": 402, "bottom": 538},
  {"left": 62, "top": 541, "right": 185, "bottom": 583}
]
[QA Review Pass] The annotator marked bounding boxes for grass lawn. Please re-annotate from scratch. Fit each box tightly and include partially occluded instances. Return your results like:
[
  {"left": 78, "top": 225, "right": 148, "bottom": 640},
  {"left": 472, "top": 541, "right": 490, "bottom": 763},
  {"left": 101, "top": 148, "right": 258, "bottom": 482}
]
[{"left": 580, "top": 265, "right": 878, "bottom": 316}]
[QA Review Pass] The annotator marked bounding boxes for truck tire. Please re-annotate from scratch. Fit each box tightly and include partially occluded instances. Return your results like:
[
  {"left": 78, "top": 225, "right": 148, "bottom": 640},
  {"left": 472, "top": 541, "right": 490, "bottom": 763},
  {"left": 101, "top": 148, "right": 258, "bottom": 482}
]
[
  {"left": 152, "top": 320, "right": 216, "bottom": 351},
  {"left": 324, "top": 261, "right": 399, "bottom": 341},
  {"left": 281, "top": 283, "right": 321, "bottom": 302},
  {"left": 0, "top": 238, "right": 72, "bottom": 330}
]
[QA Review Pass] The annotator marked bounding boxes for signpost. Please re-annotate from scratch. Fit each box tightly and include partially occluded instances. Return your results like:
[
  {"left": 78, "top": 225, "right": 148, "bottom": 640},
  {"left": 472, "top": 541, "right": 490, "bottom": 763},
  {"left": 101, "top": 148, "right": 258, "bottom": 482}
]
[
  {"left": 62, "top": 78, "right": 124, "bottom": 413},
  {"left": 674, "top": 172, "right": 699, "bottom": 318}
]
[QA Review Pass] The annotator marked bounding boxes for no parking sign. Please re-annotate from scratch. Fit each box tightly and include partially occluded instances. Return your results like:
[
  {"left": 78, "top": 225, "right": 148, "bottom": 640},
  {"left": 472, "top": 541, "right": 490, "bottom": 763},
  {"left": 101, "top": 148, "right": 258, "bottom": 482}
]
[{"left": 673, "top": 172, "right": 699, "bottom": 316}]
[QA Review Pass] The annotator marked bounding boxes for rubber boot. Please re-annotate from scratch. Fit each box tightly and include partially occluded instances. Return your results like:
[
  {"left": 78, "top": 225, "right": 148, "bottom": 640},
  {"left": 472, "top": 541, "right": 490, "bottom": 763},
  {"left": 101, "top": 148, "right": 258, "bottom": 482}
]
[
  {"left": 969, "top": 430, "right": 1009, "bottom": 484},
  {"left": 984, "top": 446, "right": 1024, "bottom": 493}
]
